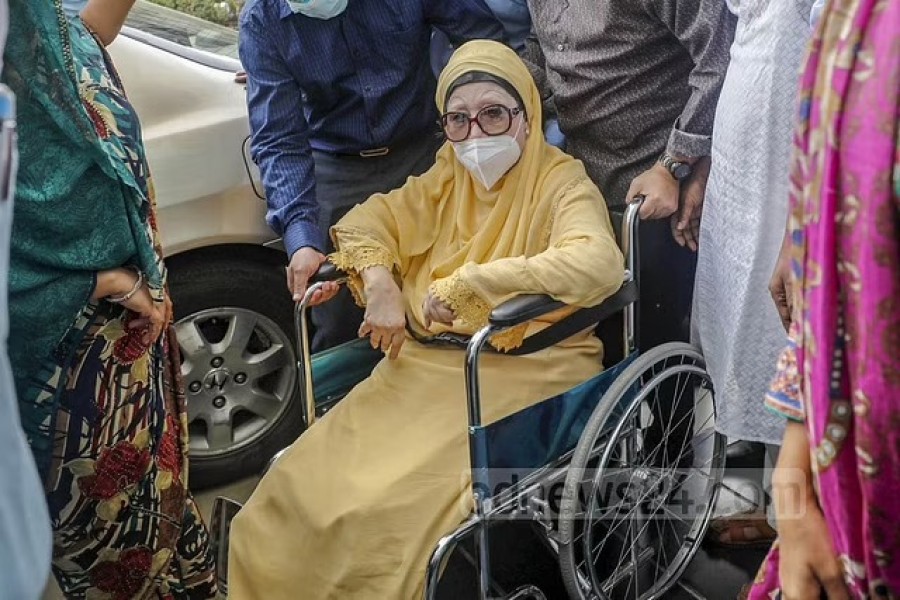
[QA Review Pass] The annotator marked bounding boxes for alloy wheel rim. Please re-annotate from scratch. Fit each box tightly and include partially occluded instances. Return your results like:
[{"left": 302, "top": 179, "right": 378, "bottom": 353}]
[{"left": 176, "top": 307, "right": 297, "bottom": 458}]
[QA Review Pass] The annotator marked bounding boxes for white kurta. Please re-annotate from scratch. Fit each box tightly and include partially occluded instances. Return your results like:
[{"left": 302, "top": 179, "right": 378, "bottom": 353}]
[{"left": 692, "top": 0, "right": 814, "bottom": 444}]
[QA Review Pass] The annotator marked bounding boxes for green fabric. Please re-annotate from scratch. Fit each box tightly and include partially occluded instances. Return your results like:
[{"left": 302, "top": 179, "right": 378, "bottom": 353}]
[{"left": 2, "top": 0, "right": 162, "bottom": 448}]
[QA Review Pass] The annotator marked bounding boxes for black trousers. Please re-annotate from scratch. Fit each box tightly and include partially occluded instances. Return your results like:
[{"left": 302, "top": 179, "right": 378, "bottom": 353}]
[
  {"left": 636, "top": 218, "right": 696, "bottom": 350},
  {"left": 309, "top": 136, "right": 441, "bottom": 352},
  {"left": 637, "top": 218, "right": 697, "bottom": 466},
  {"left": 600, "top": 213, "right": 696, "bottom": 364}
]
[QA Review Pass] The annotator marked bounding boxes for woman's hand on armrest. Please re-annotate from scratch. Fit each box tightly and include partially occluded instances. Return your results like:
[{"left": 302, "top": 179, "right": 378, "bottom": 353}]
[{"left": 359, "top": 266, "right": 406, "bottom": 359}]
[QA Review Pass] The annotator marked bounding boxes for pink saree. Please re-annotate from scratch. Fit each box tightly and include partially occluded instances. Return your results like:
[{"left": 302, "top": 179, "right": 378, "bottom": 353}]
[{"left": 749, "top": 0, "right": 900, "bottom": 597}]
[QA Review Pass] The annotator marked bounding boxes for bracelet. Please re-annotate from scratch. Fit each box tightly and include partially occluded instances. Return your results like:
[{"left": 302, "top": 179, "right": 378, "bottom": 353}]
[{"left": 106, "top": 267, "right": 144, "bottom": 304}]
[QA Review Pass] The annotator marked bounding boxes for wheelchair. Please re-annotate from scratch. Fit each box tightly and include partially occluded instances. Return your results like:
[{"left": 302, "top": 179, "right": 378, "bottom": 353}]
[{"left": 210, "top": 200, "right": 726, "bottom": 600}]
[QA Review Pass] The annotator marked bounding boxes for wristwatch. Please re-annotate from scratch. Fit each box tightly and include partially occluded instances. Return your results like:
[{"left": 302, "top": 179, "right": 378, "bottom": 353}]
[{"left": 659, "top": 153, "right": 692, "bottom": 181}]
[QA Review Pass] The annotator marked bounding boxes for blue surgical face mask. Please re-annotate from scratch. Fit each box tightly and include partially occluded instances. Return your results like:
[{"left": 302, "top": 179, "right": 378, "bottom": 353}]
[{"left": 286, "top": 0, "right": 348, "bottom": 19}]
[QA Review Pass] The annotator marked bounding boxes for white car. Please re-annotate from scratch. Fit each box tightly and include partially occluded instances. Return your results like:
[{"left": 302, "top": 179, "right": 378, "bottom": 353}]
[{"left": 110, "top": 1, "right": 301, "bottom": 489}]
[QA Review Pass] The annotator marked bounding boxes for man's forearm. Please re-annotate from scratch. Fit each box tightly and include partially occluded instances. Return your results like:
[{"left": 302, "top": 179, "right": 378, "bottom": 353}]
[
  {"left": 254, "top": 140, "right": 322, "bottom": 256},
  {"left": 659, "top": 0, "right": 737, "bottom": 159}
]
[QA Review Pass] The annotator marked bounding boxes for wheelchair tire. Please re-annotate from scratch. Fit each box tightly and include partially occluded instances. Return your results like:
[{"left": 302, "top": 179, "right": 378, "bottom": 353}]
[{"left": 557, "top": 342, "right": 726, "bottom": 600}]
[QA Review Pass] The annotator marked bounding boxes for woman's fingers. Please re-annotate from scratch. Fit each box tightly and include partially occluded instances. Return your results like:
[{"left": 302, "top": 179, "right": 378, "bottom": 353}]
[
  {"left": 149, "top": 303, "right": 165, "bottom": 343},
  {"left": 368, "top": 327, "right": 382, "bottom": 350},
  {"left": 164, "top": 293, "right": 174, "bottom": 325},
  {"left": 435, "top": 306, "right": 454, "bottom": 324},
  {"left": 782, "top": 567, "right": 823, "bottom": 600},
  {"left": 422, "top": 293, "right": 454, "bottom": 327},
  {"left": 378, "top": 328, "right": 394, "bottom": 354},
  {"left": 422, "top": 296, "right": 433, "bottom": 325},
  {"left": 388, "top": 330, "right": 405, "bottom": 360},
  {"left": 817, "top": 560, "right": 850, "bottom": 600},
  {"left": 358, "top": 321, "right": 371, "bottom": 338},
  {"left": 360, "top": 320, "right": 405, "bottom": 359}
]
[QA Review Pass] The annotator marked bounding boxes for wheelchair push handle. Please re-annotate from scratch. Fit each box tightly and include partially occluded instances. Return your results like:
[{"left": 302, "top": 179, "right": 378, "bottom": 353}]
[
  {"left": 310, "top": 260, "right": 345, "bottom": 283},
  {"left": 294, "top": 261, "right": 348, "bottom": 429},
  {"left": 622, "top": 195, "right": 642, "bottom": 282}
]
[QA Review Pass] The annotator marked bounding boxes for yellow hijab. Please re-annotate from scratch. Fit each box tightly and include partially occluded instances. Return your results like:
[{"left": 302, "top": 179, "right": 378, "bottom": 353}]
[{"left": 332, "top": 40, "right": 611, "bottom": 344}]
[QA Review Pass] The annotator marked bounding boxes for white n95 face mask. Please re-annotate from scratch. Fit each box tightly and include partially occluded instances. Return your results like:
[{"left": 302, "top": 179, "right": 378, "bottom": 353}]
[
  {"left": 452, "top": 124, "right": 523, "bottom": 191},
  {"left": 286, "top": 0, "right": 348, "bottom": 19}
]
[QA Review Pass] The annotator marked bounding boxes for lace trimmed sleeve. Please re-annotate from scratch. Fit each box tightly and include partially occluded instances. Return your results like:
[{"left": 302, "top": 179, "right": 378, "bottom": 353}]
[{"left": 330, "top": 226, "right": 399, "bottom": 307}]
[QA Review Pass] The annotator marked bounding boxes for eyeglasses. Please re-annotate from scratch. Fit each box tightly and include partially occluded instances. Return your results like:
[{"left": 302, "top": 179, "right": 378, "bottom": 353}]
[{"left": 440, "top": 104, "right": 524, "bottom": 142}]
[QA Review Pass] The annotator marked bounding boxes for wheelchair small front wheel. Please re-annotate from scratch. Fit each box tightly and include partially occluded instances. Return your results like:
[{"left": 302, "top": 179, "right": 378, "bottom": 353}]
[{"left": 557, "top": 342, "right": 726, "bottom": 600}]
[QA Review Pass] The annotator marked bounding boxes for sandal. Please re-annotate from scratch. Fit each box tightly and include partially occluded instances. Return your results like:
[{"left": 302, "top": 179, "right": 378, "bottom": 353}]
[{"left": 706, "top": 513, "right": 777, "bottom": 549}]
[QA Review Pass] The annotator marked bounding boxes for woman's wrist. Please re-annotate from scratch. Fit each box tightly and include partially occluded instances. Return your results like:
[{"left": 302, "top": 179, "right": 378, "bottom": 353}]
[
  {"left": 360, "top": 265, "right": 395, "bottom": 291},
  {"left": 771, "top": 421, "right": 817, "bottom": 523},
  {"left": 772, "top": 467, "right": 817, "bottom": 520},
  {"left": 92, "top": 267, "right": 138, "bottom": 301}
]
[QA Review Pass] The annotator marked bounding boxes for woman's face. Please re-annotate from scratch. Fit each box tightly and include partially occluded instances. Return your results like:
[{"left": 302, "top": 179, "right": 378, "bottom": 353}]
[{"left": 445, "top": 82, "right": 528, "bottom": 151}]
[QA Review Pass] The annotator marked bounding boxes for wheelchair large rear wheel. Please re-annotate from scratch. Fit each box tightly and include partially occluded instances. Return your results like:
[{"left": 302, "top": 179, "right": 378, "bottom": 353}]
[{"left": 558, "top": 343, "right": 726, "bottom": 600}]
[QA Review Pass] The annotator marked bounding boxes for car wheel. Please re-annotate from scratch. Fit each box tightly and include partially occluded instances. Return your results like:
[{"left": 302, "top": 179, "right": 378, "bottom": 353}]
[{"left": 167, "top": 247, "right": 303, "bottom": 489}]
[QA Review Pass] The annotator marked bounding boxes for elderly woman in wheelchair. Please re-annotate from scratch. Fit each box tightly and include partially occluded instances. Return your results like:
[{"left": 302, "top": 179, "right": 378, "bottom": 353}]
[{"left": 225, "top": 40, "right": 724, "bottom": 600}]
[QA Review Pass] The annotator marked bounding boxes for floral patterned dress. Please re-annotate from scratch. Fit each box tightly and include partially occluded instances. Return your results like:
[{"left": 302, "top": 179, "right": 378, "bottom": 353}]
[{"left": 4, "top": 2, "right": 217, "bottom": 598}]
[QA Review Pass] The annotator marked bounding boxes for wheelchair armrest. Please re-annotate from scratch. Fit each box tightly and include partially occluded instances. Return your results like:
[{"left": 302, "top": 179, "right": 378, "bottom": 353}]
[
  {"left": 489, "top": 294, "right": 567, "bottom": 328},
  {"left": 310, "top": 260, "right": 346, "bottom": 284},
  {"left": 577, "top": 280, "right": 639, "bottom": 327},
  {"left": 502, "top": 280, "right": 639, "bottom": 356}
]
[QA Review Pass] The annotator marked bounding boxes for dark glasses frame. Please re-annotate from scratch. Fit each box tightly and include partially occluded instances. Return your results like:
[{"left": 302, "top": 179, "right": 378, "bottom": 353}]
[{"left": 439, "top": 104, "right": 524, "bottom": 142}]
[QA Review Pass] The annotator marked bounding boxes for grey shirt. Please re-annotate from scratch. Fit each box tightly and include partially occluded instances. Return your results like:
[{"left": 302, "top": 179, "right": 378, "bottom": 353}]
[{"left": 525, "top": 0, "right": 736, "bottom": 206}]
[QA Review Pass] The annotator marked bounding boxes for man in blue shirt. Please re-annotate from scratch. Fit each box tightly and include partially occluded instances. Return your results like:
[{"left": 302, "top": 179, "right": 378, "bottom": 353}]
[{"left": 239, "top": 0, "right": 503, "bottom": 350}]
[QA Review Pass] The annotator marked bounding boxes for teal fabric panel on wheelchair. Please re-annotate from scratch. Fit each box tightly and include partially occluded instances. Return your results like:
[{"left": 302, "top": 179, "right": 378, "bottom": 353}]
[
  {"left": 310, "top": 338, "right": 383, "bottom": 406},
  {"left": 484, "top": 352, "right": 638, "bottom": 489}
]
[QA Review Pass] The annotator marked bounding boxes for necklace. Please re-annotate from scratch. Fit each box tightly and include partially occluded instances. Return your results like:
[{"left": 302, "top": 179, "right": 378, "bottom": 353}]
[{"left": 52, "top": 0, "right": 78, "bottom": 82}]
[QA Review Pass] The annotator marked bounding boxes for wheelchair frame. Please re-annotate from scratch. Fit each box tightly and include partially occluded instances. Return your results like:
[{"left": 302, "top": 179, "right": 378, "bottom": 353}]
[{"left": 212, "top": 199, "right": 724, "bottom": 599}]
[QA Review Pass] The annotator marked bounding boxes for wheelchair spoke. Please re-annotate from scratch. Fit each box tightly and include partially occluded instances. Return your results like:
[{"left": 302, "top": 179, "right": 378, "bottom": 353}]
[
  {"left": 588, "top": 464, "right": 669, "bottom": 564},
  {"left": 647, "top": 387, "right": 709, "bottom": 469},
  {"left": 658, "top": 502, "right": 692, "bottom": 527},
  {"left": 660, "top": 369, "right": 693, "bottom": 468},
  {"left": 585, "top": 461, "right": 641, "bottom": 563},
  {"left": 657, "top": 515, "right": 675, "bottom": 581},
  {"left": 598, "top": 486, "right": 667, "bottom": 597}
]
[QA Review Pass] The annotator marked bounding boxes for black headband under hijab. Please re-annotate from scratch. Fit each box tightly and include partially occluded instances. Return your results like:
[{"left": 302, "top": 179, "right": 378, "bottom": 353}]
[{"left": 444, "top": 71, "right": 526, "bottom": 114}]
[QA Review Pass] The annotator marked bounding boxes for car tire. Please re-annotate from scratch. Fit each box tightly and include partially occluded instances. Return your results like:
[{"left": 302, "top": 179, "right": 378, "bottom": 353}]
[{"left": 167, "top": 246, "right": 303, "bottom": 490}]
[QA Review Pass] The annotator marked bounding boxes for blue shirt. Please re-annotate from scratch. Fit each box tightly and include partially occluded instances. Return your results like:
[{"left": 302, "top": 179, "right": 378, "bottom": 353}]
[
  {"left": 61, "top": 0, "right": 87, "bottom": 17},
  {"left": 239, "top": 0, "right": 504, "bottom": 255},
  {"left": 483, "top": 0, "right": 530, "bottom": 51},
  {"left": 430, "top": 0, "right": 529, "bottom": 75}
]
